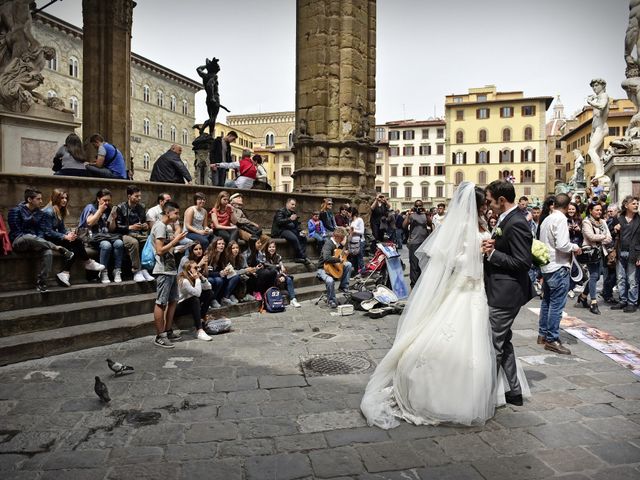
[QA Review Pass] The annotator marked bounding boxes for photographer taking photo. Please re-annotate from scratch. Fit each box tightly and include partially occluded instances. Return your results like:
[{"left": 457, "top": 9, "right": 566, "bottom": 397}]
[
  {"left": 370, "top": 193, "right": 389, "bottom": 245},
  {"left": 403, "top": 199, "right": 433, "bottom": 288}
]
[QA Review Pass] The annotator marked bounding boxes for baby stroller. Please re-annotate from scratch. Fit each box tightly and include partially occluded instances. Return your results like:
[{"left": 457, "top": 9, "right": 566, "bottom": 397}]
[{"left": 353, "top": 241, "right": 403, "bottom": 292}]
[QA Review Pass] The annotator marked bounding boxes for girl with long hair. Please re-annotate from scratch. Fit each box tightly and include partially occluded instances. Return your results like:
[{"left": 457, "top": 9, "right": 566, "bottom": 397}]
[
  {"left": 205, "top": 236, "right": 227, "bottom": 308},
  {"left": 53, "top": 133, "right": 89, "bottom": 177},
  {"left": 184, "top": 192, "right": 213, "bottom": 249},
  {"left": 175, "top": 260, "right": 214, "bottom": 341},
  {"left": 245, "top": 235, "right": 277, "bottom": 301},
  {"left": 264, "top": 240, "right": 301, "bottom": 308},
  {"left": 220, "top": 241, "right": 258, "bottom": 304},
  {"left": 42, "top": 188, "right": 105, "bottom": 286},
  {"left": 210, "top": 191, "right": 239, "bottom": 243}
]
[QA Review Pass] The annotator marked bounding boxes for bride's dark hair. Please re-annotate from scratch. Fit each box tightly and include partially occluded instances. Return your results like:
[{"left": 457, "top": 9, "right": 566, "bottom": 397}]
[{"left": 475, "top": 187, "right": 486, "bottom": 213}]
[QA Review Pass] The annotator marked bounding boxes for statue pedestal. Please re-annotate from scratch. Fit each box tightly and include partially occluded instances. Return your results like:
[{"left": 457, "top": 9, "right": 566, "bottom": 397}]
[
  {"left": 0, "top": 104, "right": 79, "bottom": 175},
  {"left": 604, "top": 154, "right": 640, "bottom": 203}
]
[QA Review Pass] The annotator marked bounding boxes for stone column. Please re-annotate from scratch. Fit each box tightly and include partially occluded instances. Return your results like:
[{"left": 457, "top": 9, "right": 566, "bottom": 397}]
[
  {"left": 293, "top": 0, "right": 377, "bottom": 198},
  {"left": 82, "top": 0, "right": 134, "bottom": 168}
]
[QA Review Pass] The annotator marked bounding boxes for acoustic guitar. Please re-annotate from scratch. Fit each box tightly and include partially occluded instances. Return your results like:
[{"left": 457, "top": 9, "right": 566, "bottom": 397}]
[{"left": 324, "top": 248, "right": 349, "bottom": 280}]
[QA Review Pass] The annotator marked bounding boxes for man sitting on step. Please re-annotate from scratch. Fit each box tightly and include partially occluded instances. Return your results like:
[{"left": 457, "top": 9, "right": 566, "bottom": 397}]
[{"left": 316, "top": 227, "right": 352, "bottom": 309}]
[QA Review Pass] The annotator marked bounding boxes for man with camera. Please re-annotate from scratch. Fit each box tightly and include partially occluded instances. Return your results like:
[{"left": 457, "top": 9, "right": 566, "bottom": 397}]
[
  {"left": 271, "top": 197, "right": 311, "bottom": 266},
  {"left": 370, "top": 194, "right": 390, "bottom": 245},
  {"left": 403, "top": 199, "right": 433, "bottom": 287}
]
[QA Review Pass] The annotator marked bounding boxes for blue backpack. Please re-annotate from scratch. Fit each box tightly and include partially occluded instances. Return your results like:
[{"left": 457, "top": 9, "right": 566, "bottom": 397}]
[
  {"left": 141, "top": 236, "right": 155, "bottom": 272},
  {"left": 264, "top": 287, "right": 285, "bottom": 313}
]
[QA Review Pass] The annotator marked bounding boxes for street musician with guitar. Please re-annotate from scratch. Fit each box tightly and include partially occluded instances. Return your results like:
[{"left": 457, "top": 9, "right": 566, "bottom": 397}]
[{"left": 316, "top": 227, "right": 353, "bottom": 309}]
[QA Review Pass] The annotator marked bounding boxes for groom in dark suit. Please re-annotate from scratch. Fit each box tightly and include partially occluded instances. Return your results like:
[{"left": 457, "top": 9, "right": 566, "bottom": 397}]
[{"left": 482, "top": 181, "right": 534, "bottom": 406}]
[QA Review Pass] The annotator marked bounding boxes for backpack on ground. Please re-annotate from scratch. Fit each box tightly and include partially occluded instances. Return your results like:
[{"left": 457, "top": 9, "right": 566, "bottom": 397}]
[{"left": 263, "top": 286, "right": 285, "bottom": 313}]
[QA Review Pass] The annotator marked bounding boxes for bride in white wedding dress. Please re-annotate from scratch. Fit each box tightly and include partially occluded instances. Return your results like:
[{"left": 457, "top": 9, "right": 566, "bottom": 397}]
[{"left": 361, "top": 182, "right": 529, "bottom": 429}]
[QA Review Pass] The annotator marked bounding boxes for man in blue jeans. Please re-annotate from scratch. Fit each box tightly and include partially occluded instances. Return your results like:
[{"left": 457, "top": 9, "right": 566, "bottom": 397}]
[
  {"left": 537, "top": 193, "right": 582, "bottom": 355},
  {"left": 317, "top": 227, "right": 352, "bottom": 309}
]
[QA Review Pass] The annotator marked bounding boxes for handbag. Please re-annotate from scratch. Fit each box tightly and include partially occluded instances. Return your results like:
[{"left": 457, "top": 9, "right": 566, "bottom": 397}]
[
  {"left": 348, "top": 236, "right": 361, "bottom": 256},
  {"left": 576, "top": 246, "right": 602, "bottom": 265}
]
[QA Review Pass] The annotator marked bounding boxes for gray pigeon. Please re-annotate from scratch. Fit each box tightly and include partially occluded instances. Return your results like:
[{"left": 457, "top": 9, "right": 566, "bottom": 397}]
[
  {"left": 94, "top": 376, "right": 110, "bottom": 403},
  {"left": 107, "top": 358, "right": 135, "bottom": 376}
]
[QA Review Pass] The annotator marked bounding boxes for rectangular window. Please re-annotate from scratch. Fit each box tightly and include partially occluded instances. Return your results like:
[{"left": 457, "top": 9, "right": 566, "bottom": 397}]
[
  {"left": 476, "top": 108, "right": 490, "bottom": 119},
  {"left": 477, "top": 94, "right": 487, "bottom": 102},
  {"left": 403, "top": 130, "right": 415, "bottom": 140},
  {"left": 435, "top": 166, "right": 445, "bottom": 175},
  {"left": 375, "top": 165, "right": 382, "bottom": 175},
  {"left": 500, "top": 106, "right": 514, "bottom": 118},
  {"left": 524, "top": 187, "right": 531, "bottom": 196},
  {"left": 608, "top": 126, "right": 620, "bottom": 137},
  {"left": 404, "top": 186, "right": 412, "bottom": 200},
  {"left": 436, "top": 128, "right": 444, "bottom": 139},
  {"left": 421, "top": 185, "right": 429, "bottom": 198},
  {"left": 453, "top": 97, "right": 463, "bottom": 103},
  {"left": 419, "top": 145, "right": 431, "bottom": 155},
  {"left": 456, "top": 110, "right": 464, "bottom": 120},
  {"left": 281, "top": 166, "right": 292, "bottom": 176},
  {"left": 390, "top": 165, "right": 398, "bottom": 176},
  {"left": 522, "top": 105, "right": 536, "bottom": 116},
  {"left": 390, "top": 186, "right": 398, "bottom": 198},
  {"left": 403, "top": 146, "right": 415, "bottom": 156},
  {"left": 421, "top": 129, "right": 429, "bottom": 139},
  {"left": 283, "top": 155, "right": 291, "bottom": 163},
  {"left": 375, "top": 127, "right": 386, "bottom": 141},
  {"left": 375, "top": 186, "right": 382, "bottom": 193},
  {"left": 283, "top": 183, "right": 290, "bottom": 193},
  {"left": 389, "top": 146, "right": 400, "bottom": 156},
  {"left": 388, "top": 130, "right": 400, "bottom": 141},
  {"left": 555, "top": 154, "right": 562, "bottom": 164},
  {"left": 402, "top": 166, "right": 412, "bottom": 176},
  {"left": 419, "top": 165, "right": 430, "bottom": 176},
  {"left": 436, "top": 185, "right": 444, "bottom": 197},
  {"left": 555, "top": 168, "right": 562, "bottom": 180},
  {"left": 436, "top": 144, "right": 444, "bottom": 155},
  {"left": 555, "top": 140, "right": 562, "bottom": 149}
]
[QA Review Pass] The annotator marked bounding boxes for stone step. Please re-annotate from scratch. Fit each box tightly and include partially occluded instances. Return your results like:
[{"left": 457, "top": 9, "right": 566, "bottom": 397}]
[{"left": 0, "top": 282, "right": 328, "bottom": 366}]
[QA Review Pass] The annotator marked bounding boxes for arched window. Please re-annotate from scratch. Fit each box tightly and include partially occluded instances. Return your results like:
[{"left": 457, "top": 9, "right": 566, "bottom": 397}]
[
  {"left": 143, "top": 118, "right": 150, "bottom": 135},
  {"left": 404, "top": 182, "right": 413, "bottom": 200},
  {"left": 500, "top": 149, "right": 513, "bottom": 163},
  {"left": 47, "top": 50, "right": 57, "bottom": 71},
  {"left": 455, "top": 130, "right": 464, "bottom": 144},
  {"left": 454, "top": 171, "right": 464, "bottom": 185},
  {"left": 478, "top": 170, "right": 488, "bottom": 185},
  {"left": 157, "top": 90, "right": 164, "bottom": 107},
  {"left": 47, "top": 90, "right": 57, "bottom": 98},
  {"left": 68, "top": 56, "right": 79, "bottom": 78},
  {"left": 435, "top": 181, "right": 444, "bottom": 198},
  {"left": 143, "top": 153, "right": 150, "bottom": 170},
  {"left": 477, "top": 150, "right": 489, "bottom": 164},
  {"left": 182, "top": 129, "right": 188, "bottom": 145},
  {"left": 288, "top": 131, "right": 294, "bottom": 147},
  {"left": 502, "top": 169, "right": 513, "bottom": 180},
  {"left": 69, "top": 96, "right": 78, "bottom": 116},
  {"left": 182, "top": 99, "right": 188, "bottom": 115},
  {"left": 522, "top": 169, "right": 533, "bottom": 183},
  {"left": 453, "top": 151, "right": 466, "bottom": 165},
  {"left": 170, "top": 95, "right": 176, "bottom": 111},
  {"left": 170, "top": 125, "right": 177, "bottom": 142},
  {"left": 522, "top": 148, "right": 535, "bottom": 162},
  {"left": 479, "top": 129, "right": 487, "bottom": 143},
  {"left": 265, "top": 133, "right": 275, "bottom": 146},
  {"left": 502, "top": 128, "right": 511, "bottom": 142},
  {"left": 524, "top": 126, "right": 533, "bottom": 141},
  {"left": 143, "top": 85, "right": 150, "bottom": 102},
  {"left": 157, "top": 122, "right": 164, "bottom": 139},
  {"left": 421, "top": 182, "right": 430, "bottom": 199}
]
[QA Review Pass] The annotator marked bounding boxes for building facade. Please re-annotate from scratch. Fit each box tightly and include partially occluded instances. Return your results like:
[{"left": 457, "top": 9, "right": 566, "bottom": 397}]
[
  {"left": 375, "top": 120, "right": 447, "bottom": 210},
  {"left": 31, "top": 12, "right": 200, "bottom": 181},
  {"left": 444, "top": 85, "right": 553, "bottom": 203},
  {"left": 558, "top": 98, "right": 634, "bottom": 184},
  {"left": 226, "top": 112, "right": 296, "bottom": 193},
  {"left": 544, "top": 97, "right": 572, "bottom": 195}
]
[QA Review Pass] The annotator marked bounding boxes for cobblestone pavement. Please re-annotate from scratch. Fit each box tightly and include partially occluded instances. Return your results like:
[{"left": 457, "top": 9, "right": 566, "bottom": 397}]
[{"left": 0, "top": 291, "right": 639, "bottom": 479}]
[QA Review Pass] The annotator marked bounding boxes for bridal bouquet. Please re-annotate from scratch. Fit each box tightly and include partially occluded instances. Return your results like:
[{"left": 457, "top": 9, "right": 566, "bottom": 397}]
[{"left": 531, "top": 239, "right": 550, "bottom": 267}]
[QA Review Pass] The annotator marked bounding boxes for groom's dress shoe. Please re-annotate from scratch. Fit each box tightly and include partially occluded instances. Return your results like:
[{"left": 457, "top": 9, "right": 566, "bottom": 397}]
[
  {"left": 544, "top": 340, "right": 571, "bottom": 355},
  {"left": 505, "top": 392, "right": 523, "bottom": 406}
]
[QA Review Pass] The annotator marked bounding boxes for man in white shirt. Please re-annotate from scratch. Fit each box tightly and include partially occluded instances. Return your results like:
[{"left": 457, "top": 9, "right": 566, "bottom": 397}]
[
  {"left": 537, "top": 193, "right": 582, "bottom": 355},
  {"left": 146, "top": 192, "right": 191, "bottom": 253},
  {"left": 432, "top": 203, "right": 446, "bottom": 228}
]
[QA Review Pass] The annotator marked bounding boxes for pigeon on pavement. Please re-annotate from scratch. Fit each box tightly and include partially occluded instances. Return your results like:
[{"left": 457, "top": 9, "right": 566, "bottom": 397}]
[
  {"left": 106, "top": 358, "right": 135, "bottom": 376},
  {"left": 94, "top": 376, "right": 111, "bottom": 403}
]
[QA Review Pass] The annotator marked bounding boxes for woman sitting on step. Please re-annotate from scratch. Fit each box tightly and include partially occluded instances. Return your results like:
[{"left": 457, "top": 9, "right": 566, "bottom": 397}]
[
  {"left": 205, "top": 236, "right": 227, "bottom": 309},
  {"left": 41, "top": 188, "right": 105, "bottom": 287},
  {"left": 175, "top": 260, "right": 214, "bottom": 342},
  {"left": 222, "top": 240, "right": 259, "bottom": 304},
  {"left": 263, "top": 240, "right": 301, "bottom": 308}
]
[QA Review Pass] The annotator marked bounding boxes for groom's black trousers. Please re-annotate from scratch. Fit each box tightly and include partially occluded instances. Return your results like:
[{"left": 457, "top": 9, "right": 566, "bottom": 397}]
[{"left": 489, "top": 305, "right": 522, "bottom": 395}]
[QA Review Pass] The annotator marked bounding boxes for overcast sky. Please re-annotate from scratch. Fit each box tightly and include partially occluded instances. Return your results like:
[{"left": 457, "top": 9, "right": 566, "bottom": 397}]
[{"left": 44, "top": 0, "right": 627, "bottom": 124}]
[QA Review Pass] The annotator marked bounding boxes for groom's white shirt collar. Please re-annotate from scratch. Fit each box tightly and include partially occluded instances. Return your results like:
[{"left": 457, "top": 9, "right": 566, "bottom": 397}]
[{"left": 497, "top": 205, "right": 518, "bottom": 227}]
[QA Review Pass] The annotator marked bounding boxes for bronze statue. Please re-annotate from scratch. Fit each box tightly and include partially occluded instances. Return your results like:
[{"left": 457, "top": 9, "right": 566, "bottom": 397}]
[{"left": 194, "top": 57, "right": 230, "bottom": 137}]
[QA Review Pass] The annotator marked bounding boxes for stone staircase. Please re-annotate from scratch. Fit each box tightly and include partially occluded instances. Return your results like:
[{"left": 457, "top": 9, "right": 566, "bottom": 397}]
[{"left": 0, "top": 241, "right": 327, "bottom": 366}]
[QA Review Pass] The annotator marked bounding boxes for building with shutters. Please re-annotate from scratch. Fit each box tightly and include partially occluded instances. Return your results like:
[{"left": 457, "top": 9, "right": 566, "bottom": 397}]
[
  {"left": 444, "top": 85, "right": 553, "bottom": 203},
  {"left": 374, "top": 119, "right": 447, "bottom": 210}
]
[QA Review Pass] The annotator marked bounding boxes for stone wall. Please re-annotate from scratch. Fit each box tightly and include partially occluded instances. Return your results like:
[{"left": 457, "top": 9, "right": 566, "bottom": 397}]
[{"left": 0, "top": 174, "right": 349, "bottom": 230}]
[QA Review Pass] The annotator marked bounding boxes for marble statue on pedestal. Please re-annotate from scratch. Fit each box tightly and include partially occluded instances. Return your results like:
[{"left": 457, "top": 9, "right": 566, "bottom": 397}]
[
  {"left": 586, "top": 78, "right": 609, "bottom": 179},
  {"left": 621, "top": 0, "right": 640, "bottom": 152},
  {"left": 569, "top": 149, "right": 586, "bottom": 188}
]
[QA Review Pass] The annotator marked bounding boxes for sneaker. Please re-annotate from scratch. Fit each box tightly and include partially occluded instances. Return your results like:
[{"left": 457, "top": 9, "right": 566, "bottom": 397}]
[
  {"left": 59, "top": 247, "right": 74, "bottom": 262},
  {"left": 544, "top": 340, "right": 571, "bottom": 355},
  {"left": 166, "top": 329, "right": 182, "bottom": 340},
  {"left": 229, "top": 295, "right": 239, "bottom": 305},
  {"left": 253, "top": 292, "right": 262, "bottom": 302},
  {"left": 291, "top": 298, "right": 301, "bottom": 308},
  {"left": 197, "top": 329, "right": 212, "bottom": 341},
  {"left": 154, "top": 334, "right": 174, "bottom": 349},
  {"left": 113, "top": 269, "right": 122, "bottom": 283},
  {"left": 84, "top": 259, "right": 106, "bottom": 271},
  {"left": 36, "top": 280, "right": 48, "bottom": 293},
  {"left": 211, "top": 299, "right": 222, "bottom": 309},
  {"left": 133, "top": 271, "right": 146, "bottom": 283},
  {"left": 242, "top": 294, "right": 256, "bottom": 302},
  {"left": 142, "top": 269, "right": 155, "bottom": 282},
  {"left": 328, "top": 300, "right": 338, "bottom": 309},
  {"left": 100, "top": 271, "right": 111, "bottom": 284},
  {"left": 338, "top": 287, "right": 350, "bottom": 294},
  {"left": 567, "top": 290, "right": 575, "bottom": 299},
  {"left": 221, "top": 297, "right": 234, "bottom": 306},
  {"left": 611, "top": 302, "right": 628, "bottom": 310},
  {"left": 56, "top": 271, "right": 71, "bottom": 287}
]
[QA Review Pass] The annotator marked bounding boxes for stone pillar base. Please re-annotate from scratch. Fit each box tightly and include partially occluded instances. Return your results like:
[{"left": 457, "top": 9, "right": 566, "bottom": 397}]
[{"left": 0, "top": 105, "right": 79, "bottom": 175}]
